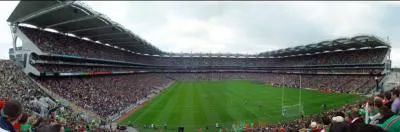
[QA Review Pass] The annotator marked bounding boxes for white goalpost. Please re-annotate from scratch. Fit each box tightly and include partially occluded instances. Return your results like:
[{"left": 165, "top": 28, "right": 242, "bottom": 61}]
[{"left": 281, "top": 75, "right": 304, "bottom": 118}]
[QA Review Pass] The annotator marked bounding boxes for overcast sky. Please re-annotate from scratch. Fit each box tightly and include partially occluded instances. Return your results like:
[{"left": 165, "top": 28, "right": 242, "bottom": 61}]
[{"left": 0, "top": 1, "right": 399, "bottom": 67}]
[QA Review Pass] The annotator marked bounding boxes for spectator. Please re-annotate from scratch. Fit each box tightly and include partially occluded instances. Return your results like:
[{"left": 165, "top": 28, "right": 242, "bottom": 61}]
[
  {"left": 369, "top": 99, "right": 384, "bottom": 124},
  {"left": 330, "top": 115, "right": 349, "bottom": 132},
  {"left": 383, "top": 91, "right": 393, "bottom": 108},
  {"left": 377, "top": 114, "right": 400, "bottom": 132},
  {"left": 12, "top": 113, "right": 28, "bottom": 132},
  {"left": 391, "top": 89, "right": 400, "bottom": 114},
  {"left": 0, "top": 99, "right": 6, "bottom": 110},
  {"left": 377, "top": 106, "right": 395, "bottom": 124},
  {"left": 354, "top": 124, "right": 385, "bottom": 132},
  {"left": 0, "top": 100, "right": 22, "bottom": 132}
]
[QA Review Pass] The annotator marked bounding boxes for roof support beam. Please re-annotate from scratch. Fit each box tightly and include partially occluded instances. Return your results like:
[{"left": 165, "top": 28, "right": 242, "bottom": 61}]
[
  {"left": 102, "top": 40, "right": 135, "bottom": 44},
  {"left": 15, "top": 1, "right": 73, "bottom": 23},
  {"left": 370, "top": 37, "right": 390, "bottom": 47},
  {"left": 352, "top": 39, "right": 370, "bottom": 48},
  {"left": 112, "top": 42, "right": 141, "bottom": 45},
  {"left": 96, "top": 37, "right": 131, "bottom": 41},
  {"left": 86, "top": 32, "right": 127, "bottom": 37},
  {"left": 68, "top": 25, "right": 115, "bottom": 33},
  {"left": 332, "top": 41, "right": 352, "bottom": 49},
  {"left": 46, "top": 14, "right": 101, "bottom": 28},
  {"left": 103, "top": 38, "right": 133, "bottom": 42}
]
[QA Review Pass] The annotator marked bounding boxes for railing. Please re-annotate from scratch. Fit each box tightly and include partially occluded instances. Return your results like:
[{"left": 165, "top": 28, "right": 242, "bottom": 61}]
[{"left": 39, "top": 53, "right": 385, "bottom": 69}]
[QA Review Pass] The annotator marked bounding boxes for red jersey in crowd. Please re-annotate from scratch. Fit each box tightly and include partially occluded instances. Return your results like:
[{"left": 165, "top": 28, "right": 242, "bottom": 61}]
[
  {"left": 0, "top": 100, "right": 6, "bottom": 110},
  {"left": 279, "top": 127, "right": 286, "bottom": 132},
  {"left": 12, "top": 122, "right": 21, "bottom": 132}
]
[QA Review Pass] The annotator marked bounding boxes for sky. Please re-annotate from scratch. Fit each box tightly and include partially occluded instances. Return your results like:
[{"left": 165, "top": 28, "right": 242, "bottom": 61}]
[{"left": 0, "top": 1, "right": 399, "bottom": 67}]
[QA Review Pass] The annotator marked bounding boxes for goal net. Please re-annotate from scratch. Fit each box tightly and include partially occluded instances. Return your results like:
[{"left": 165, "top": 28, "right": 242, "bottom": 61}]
[
  {"left": 281, "top": 75, "right": 304, "bottom": 118},
  {"left": 282, "top": 104, "right": 304, "bottom": 118}
]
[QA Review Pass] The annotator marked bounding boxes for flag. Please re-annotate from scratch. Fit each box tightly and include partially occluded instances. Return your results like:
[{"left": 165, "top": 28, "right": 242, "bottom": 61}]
[{"left": 365, "top": 102, "right": 369, "bottom": 124}]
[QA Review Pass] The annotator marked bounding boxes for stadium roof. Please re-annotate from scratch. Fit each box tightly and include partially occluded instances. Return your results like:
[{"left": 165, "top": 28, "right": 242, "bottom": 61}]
[
  {"left": 7, "top": 0, "right": 163, "bottom": 55},
  {"left": 258, "top": 35, "right": 390, "bottom": 57},
  {"left": 7, "top": 1, "right": 391, "bottom": 58}
]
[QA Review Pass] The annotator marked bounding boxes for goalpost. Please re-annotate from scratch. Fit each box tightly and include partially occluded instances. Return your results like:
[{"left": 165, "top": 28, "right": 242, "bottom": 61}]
[{"left": 281, "top": 75, "right": 304, "bottom": 118}]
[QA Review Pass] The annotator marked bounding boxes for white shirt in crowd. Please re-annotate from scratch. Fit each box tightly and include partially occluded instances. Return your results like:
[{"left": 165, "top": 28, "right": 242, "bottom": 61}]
[{"left": 0, "top": 127, "right": 9, "bottom": 132}]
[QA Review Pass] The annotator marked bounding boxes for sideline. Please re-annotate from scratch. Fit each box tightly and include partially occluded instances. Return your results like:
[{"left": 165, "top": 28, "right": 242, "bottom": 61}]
[{"left": 116, "top": 81, "right": 175, "bottom": 123}]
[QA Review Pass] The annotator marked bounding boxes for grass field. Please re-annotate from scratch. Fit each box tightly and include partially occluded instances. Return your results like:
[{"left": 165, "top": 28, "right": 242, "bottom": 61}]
[{"left": 120, "top": 80, "right": 364, "bottom": 131}]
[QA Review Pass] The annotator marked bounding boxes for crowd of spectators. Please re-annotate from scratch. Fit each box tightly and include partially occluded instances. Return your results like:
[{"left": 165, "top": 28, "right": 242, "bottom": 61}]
[
  {"left": 32, "top": 62, "right": 383, "bottom": 75},
  {"left": 20, "top": 26, "right": 388, "bottom": 67},
  {"left": 0, "top": 60, "right": 117, "bottom": 131},
  {"left": 33, "top": 64, "right": 141, "bottom": 73},
  {"left": 36, "top": 74, "right": 173, "bottom": 117},
  {"left": 0, "top": 98, "right": 112, "bottom": 132},
  {"left": 0, "top": 60, "right": 49, "bottom": 114}
]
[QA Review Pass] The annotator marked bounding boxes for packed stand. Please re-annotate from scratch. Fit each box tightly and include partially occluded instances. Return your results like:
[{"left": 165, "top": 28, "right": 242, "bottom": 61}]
[
  {"left": 37, "top": 74, "right": 173, "bottom": 117},
  {"left": 0, "top": 98, "right": 115, "bottom": 132},
  {"left": 0, "top": 60, "right": 115, "bottom": 131},
  {"left": 32, "top": 62, "right": 383, "bottom": 75},
  {"left": 33, "top": 64, "right": 142, "bottom": 73},
  {"left": 20, "top": 26, "right": 388, "bottom": 67},
  {"left": 0, "top": 60, "right": 50, "bottom": 115}
]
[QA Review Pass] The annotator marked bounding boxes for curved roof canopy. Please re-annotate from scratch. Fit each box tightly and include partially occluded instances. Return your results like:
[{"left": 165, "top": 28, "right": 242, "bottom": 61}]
[
  {"left": 258, "top": 35, "right": 390, "bottom": 57},
  {"left": 7, "top": 0, "right": 163, "bottom": 55},
  {"left": 8, "top": 1, "right": 390, "bottom": 58}
]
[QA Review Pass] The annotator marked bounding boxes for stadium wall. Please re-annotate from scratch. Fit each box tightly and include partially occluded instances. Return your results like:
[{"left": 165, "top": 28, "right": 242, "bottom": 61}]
[{"left": 10, "top": 26, "right": 42, "bottom": 76}]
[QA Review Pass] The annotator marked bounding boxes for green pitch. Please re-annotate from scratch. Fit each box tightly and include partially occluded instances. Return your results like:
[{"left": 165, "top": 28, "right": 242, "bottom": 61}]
[{"left": 120, "top": 80, "right": 364, "bottom": 131}]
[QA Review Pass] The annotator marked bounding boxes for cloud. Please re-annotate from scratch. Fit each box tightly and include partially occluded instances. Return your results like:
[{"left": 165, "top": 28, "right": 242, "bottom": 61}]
[
  {"left": 0, "top": 1, "right": 18, "bottom": 59},
  {"left": 0, "top": 1, "right": 398, "bottom": 67}
]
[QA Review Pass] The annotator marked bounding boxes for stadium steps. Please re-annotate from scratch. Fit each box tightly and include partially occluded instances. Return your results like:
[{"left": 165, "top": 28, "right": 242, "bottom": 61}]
[
  {"left": 367, "top": 71, "right": 400, "bottom": 96},
  {"left": 359, "top": 80, "right": 374, "bottom": 94},
  {"left": 382, "top": 71, "right": 400, "bottom": 91}
]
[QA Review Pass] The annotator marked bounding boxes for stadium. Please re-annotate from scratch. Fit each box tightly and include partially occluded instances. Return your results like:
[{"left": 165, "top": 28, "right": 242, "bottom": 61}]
[{"left": 1, "top": 1, "right": 400, "bottom": 132}]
